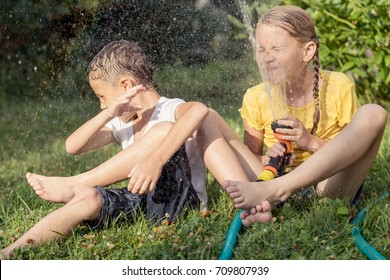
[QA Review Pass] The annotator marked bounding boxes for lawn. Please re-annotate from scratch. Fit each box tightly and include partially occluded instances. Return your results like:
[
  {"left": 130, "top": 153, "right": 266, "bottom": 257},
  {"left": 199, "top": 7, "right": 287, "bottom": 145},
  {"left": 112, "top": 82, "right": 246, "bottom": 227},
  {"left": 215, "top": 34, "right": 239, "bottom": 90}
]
[{"left": 0, "top": 58, "right": 389, "bottom": 260}]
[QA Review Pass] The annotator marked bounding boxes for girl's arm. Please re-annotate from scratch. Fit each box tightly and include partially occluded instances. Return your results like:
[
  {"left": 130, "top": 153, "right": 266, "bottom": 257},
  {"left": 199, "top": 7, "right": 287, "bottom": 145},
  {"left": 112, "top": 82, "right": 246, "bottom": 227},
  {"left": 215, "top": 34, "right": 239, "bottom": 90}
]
[{"left": 243, "top": 119, "right": 264, "bottom": 162}]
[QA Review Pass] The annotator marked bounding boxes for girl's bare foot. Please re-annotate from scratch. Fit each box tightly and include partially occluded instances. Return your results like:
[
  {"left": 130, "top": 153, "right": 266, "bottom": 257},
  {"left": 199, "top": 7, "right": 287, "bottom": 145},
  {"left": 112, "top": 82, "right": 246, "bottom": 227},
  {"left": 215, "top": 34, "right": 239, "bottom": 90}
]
[
  {"left": 240, "top": 201, "right": 273, "bottom": 227},
  {"left": 26, "top": 172, "right": 81, "bottom": 203},
  {"left": 222, "top": 180, "right": 271, "bottom": 209}
]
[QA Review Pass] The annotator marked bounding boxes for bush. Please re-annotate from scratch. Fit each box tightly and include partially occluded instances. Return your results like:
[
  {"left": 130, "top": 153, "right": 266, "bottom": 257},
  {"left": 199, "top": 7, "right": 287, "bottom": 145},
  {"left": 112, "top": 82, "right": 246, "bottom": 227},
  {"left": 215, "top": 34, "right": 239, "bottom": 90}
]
[{"left": 301, "top": 0, "right": 389, "bottom": 103}]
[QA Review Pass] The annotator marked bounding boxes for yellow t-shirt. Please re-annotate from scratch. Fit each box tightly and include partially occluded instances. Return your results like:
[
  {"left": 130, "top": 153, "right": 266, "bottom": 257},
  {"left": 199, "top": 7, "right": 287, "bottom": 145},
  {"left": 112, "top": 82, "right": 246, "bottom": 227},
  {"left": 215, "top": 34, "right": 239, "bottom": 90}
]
[{"left": 240, "top": 70, "right": 359, "bottom": 166}]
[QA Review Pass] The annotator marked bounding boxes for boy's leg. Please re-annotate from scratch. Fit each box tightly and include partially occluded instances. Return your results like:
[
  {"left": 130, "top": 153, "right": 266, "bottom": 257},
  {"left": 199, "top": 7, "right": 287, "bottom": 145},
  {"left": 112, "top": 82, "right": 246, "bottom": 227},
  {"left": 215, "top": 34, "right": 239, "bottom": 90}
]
[
  {"left": 224, "top": 104, "right": 387, "bottom": 209},
  {"left": 0, "top": 187, "right": 102, "bottom": 259},
  {"left": 196, "top": 109, "right": 264, "bottom": 183},
  {"left": 195, "top": 110, "right": 274, "bottom": 224},
  {"left": 26, "top": 123, "right": 173, "bottom": 203}
]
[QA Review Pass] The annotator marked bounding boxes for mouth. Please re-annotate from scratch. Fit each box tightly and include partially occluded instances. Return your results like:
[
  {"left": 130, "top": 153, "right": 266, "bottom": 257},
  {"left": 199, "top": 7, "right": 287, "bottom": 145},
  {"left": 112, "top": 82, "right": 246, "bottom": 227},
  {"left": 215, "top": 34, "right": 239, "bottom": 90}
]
[{"left": 264, "top": 66, "right": 278, "bottom": 72}]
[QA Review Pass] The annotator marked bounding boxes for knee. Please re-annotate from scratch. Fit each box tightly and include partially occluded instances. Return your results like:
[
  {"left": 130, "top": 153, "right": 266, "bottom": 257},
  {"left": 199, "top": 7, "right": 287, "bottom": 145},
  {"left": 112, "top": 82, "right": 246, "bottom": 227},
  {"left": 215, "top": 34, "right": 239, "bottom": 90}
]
[
  {"left": 356, "top": 104, "right": 387, "bottom": 133},
  {"left": 196, "top": 109, "right": 218, "bottom": 133},
  {"left": 72, "top": 188, "right": 102, "bottom": 216}
]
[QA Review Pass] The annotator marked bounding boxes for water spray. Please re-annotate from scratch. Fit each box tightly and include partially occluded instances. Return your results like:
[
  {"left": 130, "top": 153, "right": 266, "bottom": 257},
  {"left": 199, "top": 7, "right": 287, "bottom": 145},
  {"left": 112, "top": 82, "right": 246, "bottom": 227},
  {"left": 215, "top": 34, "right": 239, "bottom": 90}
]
[{"left": 218, "top": 121, "right": 292, "bottom": 260}]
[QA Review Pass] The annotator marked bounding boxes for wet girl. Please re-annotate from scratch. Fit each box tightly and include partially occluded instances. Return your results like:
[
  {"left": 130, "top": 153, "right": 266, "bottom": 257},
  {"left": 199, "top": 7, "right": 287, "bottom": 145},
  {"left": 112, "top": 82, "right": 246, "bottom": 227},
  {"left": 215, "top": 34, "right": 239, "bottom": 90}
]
[{"left": 223, "top": 5, "right": 387, "bottom": 225}]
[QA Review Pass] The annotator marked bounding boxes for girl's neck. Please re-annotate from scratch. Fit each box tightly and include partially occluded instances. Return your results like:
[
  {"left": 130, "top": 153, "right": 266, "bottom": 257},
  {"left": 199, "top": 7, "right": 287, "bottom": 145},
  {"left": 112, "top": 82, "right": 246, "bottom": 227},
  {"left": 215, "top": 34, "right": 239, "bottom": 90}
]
[{"left": 285, "top": 68, "right": 317, "bottom": 107}]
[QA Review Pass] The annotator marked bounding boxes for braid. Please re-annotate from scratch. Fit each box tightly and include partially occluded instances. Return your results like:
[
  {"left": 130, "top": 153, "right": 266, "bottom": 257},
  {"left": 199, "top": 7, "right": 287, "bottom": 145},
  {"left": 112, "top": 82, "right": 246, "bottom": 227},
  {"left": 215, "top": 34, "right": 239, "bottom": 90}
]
[{"left": 310, "top": 43, "right": 320, "bottom": 134}]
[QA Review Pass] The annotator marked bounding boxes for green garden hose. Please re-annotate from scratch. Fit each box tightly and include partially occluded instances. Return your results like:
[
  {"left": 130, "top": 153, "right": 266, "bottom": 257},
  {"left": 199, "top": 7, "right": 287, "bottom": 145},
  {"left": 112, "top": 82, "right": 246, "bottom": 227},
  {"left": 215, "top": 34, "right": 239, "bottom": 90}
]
[{"left": 351, "top": 193, "right": 388, "bottom": 260}]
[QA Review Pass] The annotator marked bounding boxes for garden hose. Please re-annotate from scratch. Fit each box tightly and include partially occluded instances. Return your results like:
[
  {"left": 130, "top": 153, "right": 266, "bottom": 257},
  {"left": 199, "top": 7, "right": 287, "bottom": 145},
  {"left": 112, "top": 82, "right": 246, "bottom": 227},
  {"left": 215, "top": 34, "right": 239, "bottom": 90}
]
[
  {"left": 218, "top": 121, "right": 292, "bottom": 260},
  {"left": 218, "top": 120, "right": 389, "bottom": 260},
  {"left": 351, "top": 193, "right": 389, "bottom": 260}
]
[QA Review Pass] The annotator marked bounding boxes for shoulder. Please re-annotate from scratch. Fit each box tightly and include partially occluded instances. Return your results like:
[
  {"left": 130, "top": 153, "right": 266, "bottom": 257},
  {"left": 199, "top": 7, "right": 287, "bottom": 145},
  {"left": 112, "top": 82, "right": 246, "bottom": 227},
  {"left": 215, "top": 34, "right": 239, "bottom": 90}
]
[
  {"left": 243, "top": 83, "right": 269, "bottom": 106},
  {"left": 243, "top": 83, "right": 268, "bottom": 102},
  {"left": 321, "top": 69, "right": 354, "bottom": 87},
  {"left": 159, "top": 97, "right": 185, "bottom": 108},
  {"left": 245, "top": 83, "right": 265, "bottom": 96}
]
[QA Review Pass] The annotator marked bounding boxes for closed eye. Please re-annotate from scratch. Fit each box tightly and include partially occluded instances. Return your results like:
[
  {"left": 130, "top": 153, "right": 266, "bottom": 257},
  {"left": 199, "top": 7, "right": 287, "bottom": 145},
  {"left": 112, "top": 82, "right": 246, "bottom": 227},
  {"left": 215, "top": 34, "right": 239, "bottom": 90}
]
[{"left": 256, "top": 46, "right": 265, "bottom": 53}]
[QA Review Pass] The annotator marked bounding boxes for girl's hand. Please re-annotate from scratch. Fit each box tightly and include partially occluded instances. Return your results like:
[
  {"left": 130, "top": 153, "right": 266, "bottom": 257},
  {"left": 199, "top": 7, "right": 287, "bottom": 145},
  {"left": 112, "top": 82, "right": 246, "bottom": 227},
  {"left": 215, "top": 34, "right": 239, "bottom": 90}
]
[
  {"left": 262, "top": 142, "right": 286, "bottom": 165},
  {"left": 275, "top": 116, "right": 315, "bottom": 151},
  {"left": 106, "top": 85, "right": 145, "bottom": 119},
  {"left": 262, "top": 143, "right": 296, "bottom": 165}
]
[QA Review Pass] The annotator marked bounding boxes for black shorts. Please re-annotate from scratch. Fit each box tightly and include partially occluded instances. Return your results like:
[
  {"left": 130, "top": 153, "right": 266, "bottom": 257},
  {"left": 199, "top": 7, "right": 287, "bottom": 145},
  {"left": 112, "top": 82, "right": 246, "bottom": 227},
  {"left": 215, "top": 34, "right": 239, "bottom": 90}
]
[{"left": 86, "top": 145, "right": 200, "bottom": 229}]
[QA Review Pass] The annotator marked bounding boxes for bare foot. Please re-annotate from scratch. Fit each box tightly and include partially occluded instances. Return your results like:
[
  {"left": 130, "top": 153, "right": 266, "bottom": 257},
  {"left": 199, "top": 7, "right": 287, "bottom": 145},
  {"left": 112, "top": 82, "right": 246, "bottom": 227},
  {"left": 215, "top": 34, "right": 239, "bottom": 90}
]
[
  {"left": 240, "top": 201, "right": 273, "bottom": 227},
  {"left": 0, "top": 249, "right": 11, "bottom": 260},
  {"left": 222, "top": 180, "right": 272, "bottom": 209},
  {"left": 26, "top": 172, "right": 80, "bottom": 203}
]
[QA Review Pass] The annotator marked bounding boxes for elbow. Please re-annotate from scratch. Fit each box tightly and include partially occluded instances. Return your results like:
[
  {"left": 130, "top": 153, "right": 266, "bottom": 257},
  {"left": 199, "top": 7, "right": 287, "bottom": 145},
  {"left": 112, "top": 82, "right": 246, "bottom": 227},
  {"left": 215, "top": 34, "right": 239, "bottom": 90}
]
[{"left": 65, "top": 139, "right": 80, "bottom": 155}]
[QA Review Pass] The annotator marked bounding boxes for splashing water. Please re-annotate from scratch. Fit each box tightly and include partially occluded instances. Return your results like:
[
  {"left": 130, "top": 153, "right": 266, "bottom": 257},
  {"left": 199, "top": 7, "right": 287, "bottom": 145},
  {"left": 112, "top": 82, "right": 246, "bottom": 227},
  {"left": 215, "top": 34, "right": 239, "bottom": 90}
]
[
  {"left": 235, "top": 0, "right": 310, "bottom": 121},
  {"left": 235, "top": 0, "right": 256, "bottom": 56}
]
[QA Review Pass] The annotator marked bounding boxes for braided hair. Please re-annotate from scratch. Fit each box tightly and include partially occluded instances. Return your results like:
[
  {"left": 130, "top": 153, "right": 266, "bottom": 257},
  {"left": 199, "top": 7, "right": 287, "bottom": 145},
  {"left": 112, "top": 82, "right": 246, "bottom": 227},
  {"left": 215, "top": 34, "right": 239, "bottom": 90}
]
[{"left": 259, "top": 5, "right": 320, "bottom": 134}]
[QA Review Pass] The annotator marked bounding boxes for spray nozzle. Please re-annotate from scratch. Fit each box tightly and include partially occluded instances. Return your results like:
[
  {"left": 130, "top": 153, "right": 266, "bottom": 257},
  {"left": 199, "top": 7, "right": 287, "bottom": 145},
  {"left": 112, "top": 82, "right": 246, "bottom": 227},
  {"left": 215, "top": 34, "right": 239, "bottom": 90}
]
[{"left": 257, "top": 121, "right": 293, "bottom": 181}]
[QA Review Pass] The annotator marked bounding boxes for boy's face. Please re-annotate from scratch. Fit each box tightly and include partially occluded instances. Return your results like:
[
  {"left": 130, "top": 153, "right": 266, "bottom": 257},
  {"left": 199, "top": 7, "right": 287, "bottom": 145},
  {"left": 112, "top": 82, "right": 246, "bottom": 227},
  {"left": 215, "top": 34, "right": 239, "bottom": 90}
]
[{"left": 89, "top": 78, "right": 124, "bottom": 110}]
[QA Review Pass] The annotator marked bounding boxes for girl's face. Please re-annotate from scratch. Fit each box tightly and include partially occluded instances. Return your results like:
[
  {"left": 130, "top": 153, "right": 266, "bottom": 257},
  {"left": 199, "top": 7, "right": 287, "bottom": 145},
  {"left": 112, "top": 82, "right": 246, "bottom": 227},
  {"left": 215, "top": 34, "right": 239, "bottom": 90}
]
[{"left": 255, "top": 24, "right": 306, "bottom": 85}]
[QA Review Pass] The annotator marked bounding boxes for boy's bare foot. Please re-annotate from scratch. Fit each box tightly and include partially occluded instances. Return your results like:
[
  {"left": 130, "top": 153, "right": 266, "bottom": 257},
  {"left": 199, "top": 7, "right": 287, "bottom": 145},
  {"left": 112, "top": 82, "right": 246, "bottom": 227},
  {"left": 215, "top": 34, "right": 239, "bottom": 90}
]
[
  {"left": 0, "top": 249, "right": 11, "bottom": 260},
  {"left": 26, "top": 172, "right": 80, "bottom": 203},
  {"left": 240, "top": 201, "right": 273, "bottom": 227}
]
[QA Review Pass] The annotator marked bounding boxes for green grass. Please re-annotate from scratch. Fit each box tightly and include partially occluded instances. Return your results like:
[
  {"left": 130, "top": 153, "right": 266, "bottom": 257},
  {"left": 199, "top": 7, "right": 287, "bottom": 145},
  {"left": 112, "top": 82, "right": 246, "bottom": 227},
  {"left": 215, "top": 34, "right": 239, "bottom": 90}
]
[{"left": 0, "top": 59, "right": 389, "bottom": 260}]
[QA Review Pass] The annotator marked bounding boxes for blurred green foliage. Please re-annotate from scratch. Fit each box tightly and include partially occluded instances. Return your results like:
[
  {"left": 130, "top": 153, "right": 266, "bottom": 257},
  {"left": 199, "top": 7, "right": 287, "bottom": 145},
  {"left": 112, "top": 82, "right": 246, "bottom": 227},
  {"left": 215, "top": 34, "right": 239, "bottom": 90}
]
[
  {"left": 0, "top": 0, "right": 243, "bottom": 100},
  {"left": 0, "top": 0, "right": 389, "bottom": 103}
]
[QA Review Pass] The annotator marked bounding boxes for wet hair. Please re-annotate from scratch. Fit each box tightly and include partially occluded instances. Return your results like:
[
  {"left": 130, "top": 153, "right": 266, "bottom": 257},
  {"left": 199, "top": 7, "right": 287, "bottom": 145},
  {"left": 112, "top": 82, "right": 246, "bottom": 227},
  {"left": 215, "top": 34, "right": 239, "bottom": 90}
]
[
  {"left": 259, "top": 5, "right": 320, "bottom": 134},
  {"left": 87, "top": 40, "right": 155, "bottom": 88}
]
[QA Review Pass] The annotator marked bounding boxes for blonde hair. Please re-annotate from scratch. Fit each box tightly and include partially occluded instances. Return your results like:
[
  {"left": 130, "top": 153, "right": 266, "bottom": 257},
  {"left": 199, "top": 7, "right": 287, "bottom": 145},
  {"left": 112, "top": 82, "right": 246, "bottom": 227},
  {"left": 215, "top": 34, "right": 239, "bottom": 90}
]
[
  {"left": 87, "top": 40, "right": 155, "bottom": 87},
  {"left": 259, "top": 5, "right": 320, "bottom": 134}
]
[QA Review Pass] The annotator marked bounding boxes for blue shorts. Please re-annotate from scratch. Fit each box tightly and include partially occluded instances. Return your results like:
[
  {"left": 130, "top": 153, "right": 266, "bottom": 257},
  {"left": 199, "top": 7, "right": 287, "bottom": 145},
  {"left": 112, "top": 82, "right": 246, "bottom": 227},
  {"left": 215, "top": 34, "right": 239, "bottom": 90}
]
[{"left": 86, "top": 145, "right": 200, "bottom": 229}]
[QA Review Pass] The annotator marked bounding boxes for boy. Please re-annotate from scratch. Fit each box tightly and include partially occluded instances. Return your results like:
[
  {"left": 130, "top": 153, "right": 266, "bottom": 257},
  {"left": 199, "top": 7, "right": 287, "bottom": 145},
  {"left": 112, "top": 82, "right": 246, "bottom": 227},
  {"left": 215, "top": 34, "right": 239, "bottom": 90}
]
[{"left": 0, "top": 40, "right": 210, "bottom": 259}]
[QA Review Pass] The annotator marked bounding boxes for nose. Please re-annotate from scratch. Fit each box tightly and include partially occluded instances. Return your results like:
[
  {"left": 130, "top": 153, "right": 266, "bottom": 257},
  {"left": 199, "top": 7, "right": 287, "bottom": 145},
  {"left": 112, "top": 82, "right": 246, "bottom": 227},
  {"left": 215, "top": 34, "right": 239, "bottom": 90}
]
[{"left": 263, "top": 51, "right": 274, "bottom": 63}]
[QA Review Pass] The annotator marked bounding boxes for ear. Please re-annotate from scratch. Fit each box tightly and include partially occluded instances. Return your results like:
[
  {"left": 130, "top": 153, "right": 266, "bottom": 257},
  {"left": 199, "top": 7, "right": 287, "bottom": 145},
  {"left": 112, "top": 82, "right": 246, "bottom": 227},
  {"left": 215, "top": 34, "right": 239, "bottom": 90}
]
[
  {"left": 302, "top": 41, "right": 317, "bottom": 63},
  {"left": 119, "top": 76, "right": 137, "bottom": 91}
]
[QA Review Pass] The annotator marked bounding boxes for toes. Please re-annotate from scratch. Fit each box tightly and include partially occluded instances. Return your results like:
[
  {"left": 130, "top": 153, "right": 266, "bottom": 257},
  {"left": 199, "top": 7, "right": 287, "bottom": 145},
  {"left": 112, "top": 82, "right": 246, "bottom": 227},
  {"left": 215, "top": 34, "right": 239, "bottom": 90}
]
[
  {"left": 261, "top": 200, "right": 272, "bottom": 212},
  {"left": 241, "top": 217, "right": 254, "bottom": 227},
  {"left": 233, "top": 196, "right": 244, "bottom": 205},
  {"left": 234, "top": 201, "right": 247, "bottom": 210}
]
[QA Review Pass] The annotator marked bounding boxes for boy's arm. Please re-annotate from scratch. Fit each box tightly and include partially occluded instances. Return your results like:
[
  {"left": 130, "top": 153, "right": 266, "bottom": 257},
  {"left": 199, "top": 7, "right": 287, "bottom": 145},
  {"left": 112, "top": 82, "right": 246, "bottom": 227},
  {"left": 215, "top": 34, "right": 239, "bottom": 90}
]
[
  {"left": 128, "top": 101, "right": 209, "bottom": 194},
  {"left": 66, "top": 85, "right": 145, "bottom": 154},
  {"left": 65, "top": 110, "right": 115, "bottom": 155}
]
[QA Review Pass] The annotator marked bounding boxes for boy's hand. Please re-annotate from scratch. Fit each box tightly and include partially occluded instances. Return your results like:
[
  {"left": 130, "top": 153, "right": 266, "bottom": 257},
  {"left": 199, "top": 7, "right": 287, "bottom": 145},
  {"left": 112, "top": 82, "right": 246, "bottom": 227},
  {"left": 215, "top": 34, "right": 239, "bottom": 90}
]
[
  {"left": 105, "top": 85, "right": 145, "bottom": 120},
  {"left": 127, "top": 155, "right": 164, "bottom": 194}
]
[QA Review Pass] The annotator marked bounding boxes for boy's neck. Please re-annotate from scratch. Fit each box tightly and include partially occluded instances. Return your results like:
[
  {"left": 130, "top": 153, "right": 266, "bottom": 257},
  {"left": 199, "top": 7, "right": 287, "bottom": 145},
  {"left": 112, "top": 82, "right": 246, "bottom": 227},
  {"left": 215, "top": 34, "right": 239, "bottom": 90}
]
[{"left": 138, "top": 87, "right": 161, "bottom": 110}]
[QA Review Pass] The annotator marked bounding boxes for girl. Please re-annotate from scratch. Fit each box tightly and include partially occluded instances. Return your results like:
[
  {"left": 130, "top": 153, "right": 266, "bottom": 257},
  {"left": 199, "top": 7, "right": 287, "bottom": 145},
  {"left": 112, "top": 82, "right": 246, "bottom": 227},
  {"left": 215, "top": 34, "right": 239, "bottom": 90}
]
[{"left": 223, "top": 5, "right": 387, "bottom": 225}]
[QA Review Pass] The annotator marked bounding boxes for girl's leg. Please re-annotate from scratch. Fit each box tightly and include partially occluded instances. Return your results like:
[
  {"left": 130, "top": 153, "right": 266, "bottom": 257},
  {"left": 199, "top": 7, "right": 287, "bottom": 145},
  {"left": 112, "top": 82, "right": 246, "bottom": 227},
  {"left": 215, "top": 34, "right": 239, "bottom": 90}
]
[
  {"left": 0, "top": 188, "right": 102, "bottom": 259},
  {"left": 26, "top": 123, "right": 173, "bottom": 203},
  {"left": 196, "top": 109, "right": 264, "bottom": 183},
  {"left": 224, "top": 104, "right": 387, "bottom": 209}
]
